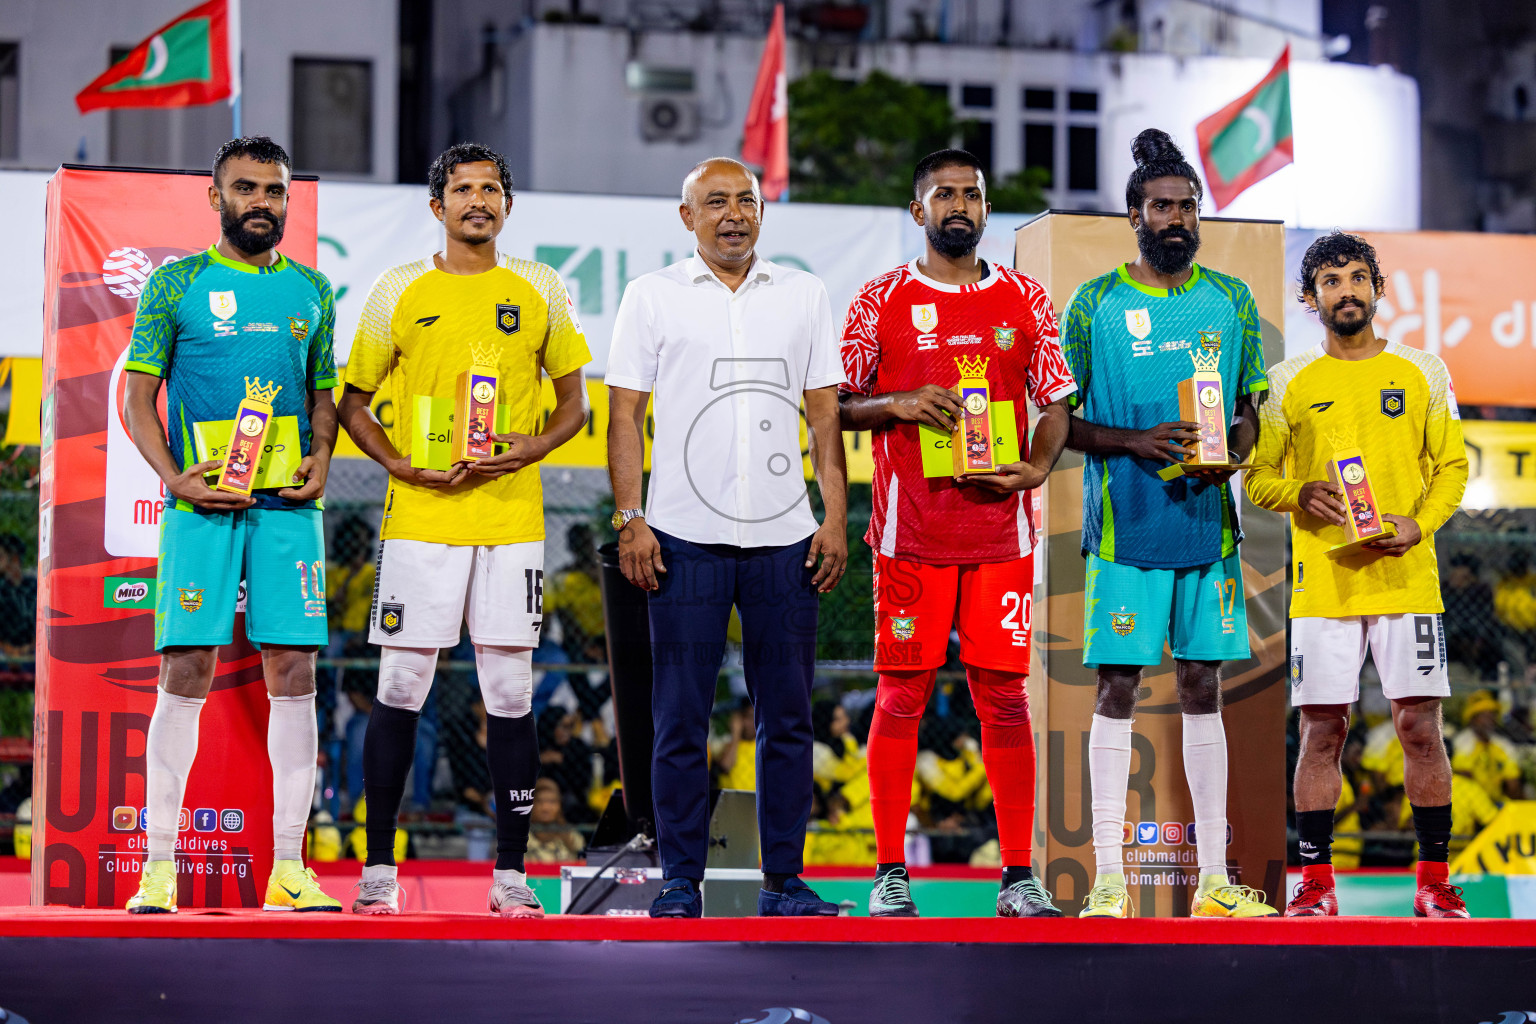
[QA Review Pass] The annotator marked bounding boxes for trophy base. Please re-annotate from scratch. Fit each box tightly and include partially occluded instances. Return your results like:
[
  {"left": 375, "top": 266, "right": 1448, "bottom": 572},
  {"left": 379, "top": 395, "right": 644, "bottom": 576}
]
[
  {"left": 1156, "top": 461, "right": 1256, "bottom": 481},
  {"left": 1327, "top": 523, "right": 1399, "bottom": 559}
]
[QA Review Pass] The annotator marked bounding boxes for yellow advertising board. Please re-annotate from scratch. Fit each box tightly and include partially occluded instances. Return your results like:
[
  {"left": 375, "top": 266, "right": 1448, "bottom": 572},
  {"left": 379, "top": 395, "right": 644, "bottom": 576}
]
[{"left": 1449, "top": 801, "right": 1536, "bottom": 875}]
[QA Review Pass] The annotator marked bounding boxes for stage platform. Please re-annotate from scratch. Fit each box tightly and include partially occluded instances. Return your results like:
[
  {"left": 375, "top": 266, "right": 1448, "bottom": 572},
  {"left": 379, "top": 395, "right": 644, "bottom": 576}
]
[{"left": 3, "top": 909, "right": 1534, "bottom": 1024}]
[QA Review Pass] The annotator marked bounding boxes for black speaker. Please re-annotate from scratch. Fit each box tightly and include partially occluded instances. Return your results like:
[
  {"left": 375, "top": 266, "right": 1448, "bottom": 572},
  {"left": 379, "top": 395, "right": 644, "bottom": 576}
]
[{"left": 598, "top": 541, "right": 655, "bottom": 837}]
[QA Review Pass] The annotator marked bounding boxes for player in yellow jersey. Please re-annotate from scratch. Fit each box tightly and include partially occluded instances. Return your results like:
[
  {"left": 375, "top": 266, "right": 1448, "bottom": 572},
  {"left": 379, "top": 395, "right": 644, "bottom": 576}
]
[
  {"left": 1246, "top": 232, "right": 1469, "bottom": 919},
  {"left": 337, "top": 144, "right": 591, "bottom": 917}
]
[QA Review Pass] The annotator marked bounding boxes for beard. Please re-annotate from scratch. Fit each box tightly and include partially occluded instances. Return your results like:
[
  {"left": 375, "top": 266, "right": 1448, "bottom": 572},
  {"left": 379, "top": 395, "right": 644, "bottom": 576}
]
[
  {"left": 221, "top": 206, "right": 285, "bottom": 255},
  {"left": 1136, "top": 222, "right": 1201, "bottom": 276},
  {"left": 1321, "top": 295, "right": 1376, "bottom": 336},
  {"left": 926, "top": 215, "right": 984, "bottom": 259}
]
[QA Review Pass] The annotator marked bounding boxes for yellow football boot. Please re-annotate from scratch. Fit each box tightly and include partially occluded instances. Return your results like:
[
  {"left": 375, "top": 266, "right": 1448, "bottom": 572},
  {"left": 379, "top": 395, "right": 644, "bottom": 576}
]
[
  {"left": 1190, "top": 877, "right": 1278, "bottom": 918},
  {"left": 263, "top": 860, "right": 343, "bottom": 912},
  {"left": 1078, "top": 873, "right": 1134, "bottom": 919},
  {"left": 126, "top": 860, "right": 178, "bottom": 914}
]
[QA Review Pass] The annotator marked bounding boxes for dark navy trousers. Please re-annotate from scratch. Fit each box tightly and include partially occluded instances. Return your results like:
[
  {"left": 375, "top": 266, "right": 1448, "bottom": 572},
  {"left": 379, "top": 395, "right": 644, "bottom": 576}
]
[{"left": 647, "top": 528, "right": 818, "bottom": 881}]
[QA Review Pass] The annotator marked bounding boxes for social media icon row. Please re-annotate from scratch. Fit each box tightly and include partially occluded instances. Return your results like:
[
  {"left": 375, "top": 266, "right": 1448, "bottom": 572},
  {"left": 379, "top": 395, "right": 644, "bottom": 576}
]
[
  {"left": 110, "top": 806, "right": 244, "bottom": 833},
  {"left": 1122, "top": 822, "right": 1233, "bottom": 846}
]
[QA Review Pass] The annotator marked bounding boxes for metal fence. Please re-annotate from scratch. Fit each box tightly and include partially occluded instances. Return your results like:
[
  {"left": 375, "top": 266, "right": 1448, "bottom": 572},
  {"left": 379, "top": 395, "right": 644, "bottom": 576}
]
[{"left": 4, "top": 453, "right": 1535, "bottom": 867}]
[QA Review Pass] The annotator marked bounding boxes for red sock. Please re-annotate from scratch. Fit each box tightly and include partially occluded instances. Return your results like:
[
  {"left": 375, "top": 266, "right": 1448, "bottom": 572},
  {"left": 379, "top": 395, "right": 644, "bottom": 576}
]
[
  {"left": 867, "top": 706, "right": 921, "bottom": 864},
  {"left": 980, "top": 723, "right": 1036, "bottom": 865},
  {"left": 1301, "top": 863, "right": 1334, "bottom": 886},
  {"left": 1416, "top": 860, "right": 1448, "bottom": 887},
  {"left": 966, "top": 667, "right": 1036, "bottom": 867}
]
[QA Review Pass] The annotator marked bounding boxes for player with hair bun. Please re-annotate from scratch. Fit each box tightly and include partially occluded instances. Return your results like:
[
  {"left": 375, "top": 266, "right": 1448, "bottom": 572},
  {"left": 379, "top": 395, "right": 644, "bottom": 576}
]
[{"left": 1061, "top": 129, "right": 1275, "bottom": 919}]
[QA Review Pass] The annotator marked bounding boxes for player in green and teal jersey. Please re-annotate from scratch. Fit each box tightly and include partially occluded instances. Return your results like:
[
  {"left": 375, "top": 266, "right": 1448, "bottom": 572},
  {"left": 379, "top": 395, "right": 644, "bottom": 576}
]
[
  {"left": 1062, "top": 129, "right": 1274, "bottom": 919},
  {"left": 122, "top": 137, "right": 341, "bottom": 915}
]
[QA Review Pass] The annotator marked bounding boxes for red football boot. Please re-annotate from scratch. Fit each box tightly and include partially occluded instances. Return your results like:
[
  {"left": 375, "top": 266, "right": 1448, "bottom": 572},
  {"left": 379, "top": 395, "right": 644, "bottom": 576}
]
[
  {"left": 1283, "top": 877, "right": 1338, "bottom": 917},
  {"left": 1413, "top": 880, "right": 1471, "bottom": 919}
]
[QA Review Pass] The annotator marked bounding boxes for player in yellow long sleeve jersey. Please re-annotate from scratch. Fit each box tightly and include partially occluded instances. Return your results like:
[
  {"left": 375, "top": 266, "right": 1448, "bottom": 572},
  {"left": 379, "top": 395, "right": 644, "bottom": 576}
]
[{"left": 1245, "top": 232, "right": 1469, "bottom": 919}]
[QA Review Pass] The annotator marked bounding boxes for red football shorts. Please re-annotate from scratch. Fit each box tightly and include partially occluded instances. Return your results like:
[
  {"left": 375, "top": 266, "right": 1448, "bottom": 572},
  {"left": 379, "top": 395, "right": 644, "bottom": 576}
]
[{"left": 872, "top": 553, "right": 1034, "bottom": 672}]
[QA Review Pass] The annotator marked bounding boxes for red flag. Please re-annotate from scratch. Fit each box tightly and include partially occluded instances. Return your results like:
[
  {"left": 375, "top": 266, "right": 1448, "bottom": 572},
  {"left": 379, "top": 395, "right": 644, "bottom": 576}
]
[
  {"left": 1195, "top": 45, "right": 1293, "bottom": 210},
  {"left": 741, "top": 4, "right": 789, "bottom": 201},
  {"left": 76, "top": 0, "right": 238, "bottom": 114}
]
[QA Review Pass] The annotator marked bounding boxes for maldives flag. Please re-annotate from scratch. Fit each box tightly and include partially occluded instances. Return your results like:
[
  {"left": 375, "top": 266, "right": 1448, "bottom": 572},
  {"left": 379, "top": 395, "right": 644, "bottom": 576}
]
[
  {"left": 1195, "top": 45, "right": 1293, "bottom": 209},
  {"left": 741, "top": 4, "right": 789, "bottom": 200},
  {"left": 75, "top": 0, "right": 240, "bottom": 114}
]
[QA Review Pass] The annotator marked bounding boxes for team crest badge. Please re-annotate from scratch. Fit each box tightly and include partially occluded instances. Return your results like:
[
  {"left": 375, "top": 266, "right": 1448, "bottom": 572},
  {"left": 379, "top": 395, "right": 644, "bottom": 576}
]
[
  {"left": 1110, "top": 611, "right": 1136, "bottom": 636},
  {"left": 496, "top": 303, "right": 521, "bottom": 335},
  {"left": 911, "top": 304, "right": 939, "bottom": 333},
  {"left": 1199, "top": 330, "right": 1222, "bottom": 354},
  {"left": 380, "top": 602, "right": 405, "bottom": 636},
  {"left": 992, "top": 326, "right": 1017, "bottom": 351},
  {"left": 889, "top": 616, "right": 916, "bottom": 642},
  {"left": 1289, "top": 654, "right": 1304, "bottom": 687},
  {"left": 178, "top": 588, "right": 204, "bottom": 613},
  {"left": 288, "top": 317, "right": 310, "bottom": 341},
  {"left": 1125, "top": 308, "right": 1151, "bottom": 340},
  {"left": 1381, "top": 388, "right": 1405, "bottom": 419},
  {"left": 208, "top": 291, "right": 237, "bottom": 320}
]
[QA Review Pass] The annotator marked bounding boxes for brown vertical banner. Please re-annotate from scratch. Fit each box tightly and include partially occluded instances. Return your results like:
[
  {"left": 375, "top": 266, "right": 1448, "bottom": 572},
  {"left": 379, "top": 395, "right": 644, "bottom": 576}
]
[{"left": 1017, "top": 212, "right": 1289, "bottom": 917}]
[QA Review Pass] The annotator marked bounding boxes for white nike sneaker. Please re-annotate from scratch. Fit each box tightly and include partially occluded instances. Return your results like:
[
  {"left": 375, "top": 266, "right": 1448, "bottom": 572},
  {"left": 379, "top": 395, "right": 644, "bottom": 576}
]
[
  {"left": 352, "top": 866, "right": 401, "bottom": 915},
  {"left": 488, "top": 879, "right": 545, "bottom": 918}
]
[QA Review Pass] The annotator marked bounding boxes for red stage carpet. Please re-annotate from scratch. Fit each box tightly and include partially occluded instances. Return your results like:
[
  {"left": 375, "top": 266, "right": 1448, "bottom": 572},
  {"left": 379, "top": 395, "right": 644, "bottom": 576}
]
[{"left": 3, "top": 903, "right": 1533, "bottom": 1024}]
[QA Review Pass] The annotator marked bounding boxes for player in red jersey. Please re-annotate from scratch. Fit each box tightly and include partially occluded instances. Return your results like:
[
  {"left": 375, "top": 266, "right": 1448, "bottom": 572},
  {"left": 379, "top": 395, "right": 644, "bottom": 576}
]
[{"left": 839, "top": 150, "right": 1077, "bottom": 917}]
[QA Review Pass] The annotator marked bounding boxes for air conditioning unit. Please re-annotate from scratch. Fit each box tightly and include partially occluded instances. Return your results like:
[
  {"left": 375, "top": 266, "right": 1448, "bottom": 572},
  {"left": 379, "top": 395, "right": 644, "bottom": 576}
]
[{"left": 639, "top": 95, "right": 701, "bottom": 143}]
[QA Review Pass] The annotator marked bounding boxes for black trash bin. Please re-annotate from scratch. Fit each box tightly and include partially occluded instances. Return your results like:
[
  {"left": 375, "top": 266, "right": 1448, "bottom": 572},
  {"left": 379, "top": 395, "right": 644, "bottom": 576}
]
[{"left": 597, "top": 541, "right": 655, "bottom": 838}]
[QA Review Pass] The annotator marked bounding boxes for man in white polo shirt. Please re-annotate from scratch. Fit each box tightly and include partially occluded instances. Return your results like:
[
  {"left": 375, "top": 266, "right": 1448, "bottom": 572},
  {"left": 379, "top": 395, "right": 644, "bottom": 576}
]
[{"left": 606, "top": 157, "right": 849, "bottom": 918}]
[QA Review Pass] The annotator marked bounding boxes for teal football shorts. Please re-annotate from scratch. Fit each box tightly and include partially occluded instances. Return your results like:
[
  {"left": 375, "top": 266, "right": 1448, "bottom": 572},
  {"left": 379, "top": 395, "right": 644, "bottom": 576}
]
[
  {"left": 154, "top": 505, "right": 328, "bottom": 650},
  {"left": 1082, "top": 551, "right": 1250, "bottom": 667}
]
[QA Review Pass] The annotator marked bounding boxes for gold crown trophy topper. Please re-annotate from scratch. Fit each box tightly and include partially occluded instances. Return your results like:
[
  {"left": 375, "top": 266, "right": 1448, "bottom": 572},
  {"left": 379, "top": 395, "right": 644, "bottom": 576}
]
[
  {"left": 215, "top": 377, "right": 283, "bottom": 495},
  {"left": 455, "top": 343, "right": 500, "bottom": 463},
  {"left": 952, "top": 355, "right": 996, "bottom": 476},
  {"left": 1323, "top": 428, "right": 1396, "bottom": 558}
]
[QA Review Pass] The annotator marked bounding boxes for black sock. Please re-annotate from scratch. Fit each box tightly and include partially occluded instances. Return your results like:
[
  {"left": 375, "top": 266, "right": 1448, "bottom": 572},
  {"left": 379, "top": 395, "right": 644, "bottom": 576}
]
[
  {"left": 363, "top": 703, "right": 420, "bottom": 867},
  {"left": 876, "top": 862, "right": 905, "bottom": 878},
  {"left": 1001, "top": 865, "right": 1033, "bottom": 887},
  {"left": 1295, "top": 809, "right": 1334, "bottom": 867},
  {"left": 763, "top": 872, "right": 794, "bottom": 893},
  {"left": 1411, "top": 802, "right": 1452, "bottom": 863},
  {"left": 485, "top": 711, "right": 539, "bottom": 873}
]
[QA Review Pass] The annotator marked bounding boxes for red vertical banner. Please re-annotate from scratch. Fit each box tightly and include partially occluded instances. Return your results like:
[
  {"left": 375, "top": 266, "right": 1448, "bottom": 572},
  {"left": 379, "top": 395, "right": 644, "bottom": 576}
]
[{"left": 33, "top": 166, "right": 318, "bottom": 908}]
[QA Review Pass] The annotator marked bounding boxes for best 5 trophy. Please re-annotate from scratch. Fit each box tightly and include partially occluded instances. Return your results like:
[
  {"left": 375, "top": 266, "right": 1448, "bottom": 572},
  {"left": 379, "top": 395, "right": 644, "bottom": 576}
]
[
  {"left": 1325, "top": 440, "right": 1397, "bottom": 557},
  {"left": 1159, "top": 336, "right": 1253, "bottom": 479},
  {"left": 214, "top": 377, "right": 282, "bottom": 495},
  {"left": 455, "top": 344, "right": 499, "bottom": 463},
  {"left": 952, "top": 355, "right": 995, "bottom": 476}
]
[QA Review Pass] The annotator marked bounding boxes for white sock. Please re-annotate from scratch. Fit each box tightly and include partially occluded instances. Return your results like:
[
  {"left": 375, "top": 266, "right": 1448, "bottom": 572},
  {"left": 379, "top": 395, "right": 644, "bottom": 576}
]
[
  {"left": 145, "top": 689, "right": 205, "bottom": 862},
  {"left": 268, "top": 692, "right": 318, "bottom": 863},
  {"left": 361, "top": 863, "right": 397, "bottom": 882},
  {"left": 1182, "top": 711, "right": 1230, "bottom": 877},
  {"left": 1089, "top": 713, "right": 1134, "bottom": 876},
  {"left": 493, "top": 867, "right": 528, "bottom": 888}
]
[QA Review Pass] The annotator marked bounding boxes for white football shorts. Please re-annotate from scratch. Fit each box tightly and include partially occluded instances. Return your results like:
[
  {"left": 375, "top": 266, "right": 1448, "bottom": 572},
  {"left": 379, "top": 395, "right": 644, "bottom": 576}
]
[
  {"left": 1288, "top": 613, "right": 1450, "bottom": 706},
  {"left": 369, "top": 538, "right": 544, "bottom": 648}
]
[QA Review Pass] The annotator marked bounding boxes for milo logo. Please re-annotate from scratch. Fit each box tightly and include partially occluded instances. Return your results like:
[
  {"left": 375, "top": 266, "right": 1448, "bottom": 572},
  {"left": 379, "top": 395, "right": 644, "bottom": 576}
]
[{"left": 103, "top": 576, "right": 153, "bottom": 610}]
